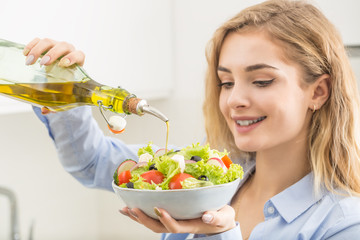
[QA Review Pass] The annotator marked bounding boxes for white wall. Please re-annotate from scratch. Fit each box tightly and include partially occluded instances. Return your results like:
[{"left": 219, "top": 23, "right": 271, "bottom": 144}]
[
  {"left": 1, "top": 1, "right": 360, "bottom": 240},
  {"left": 0, "top": 112, "right": 100, "bottom": 240}
]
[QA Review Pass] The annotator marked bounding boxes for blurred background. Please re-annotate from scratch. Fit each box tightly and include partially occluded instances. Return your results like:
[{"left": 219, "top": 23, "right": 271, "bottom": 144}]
[{"left": 0, "top": 0, "right": 359, "bottom": 239}]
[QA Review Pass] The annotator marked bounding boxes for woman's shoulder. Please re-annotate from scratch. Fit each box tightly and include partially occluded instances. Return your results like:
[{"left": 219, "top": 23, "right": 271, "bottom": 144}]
[
  {"left": 319, "top": 193, "right": 360, "bottom": 238},
  {"left": 326, "top": 192, "right": 360, "bottom": 214}
]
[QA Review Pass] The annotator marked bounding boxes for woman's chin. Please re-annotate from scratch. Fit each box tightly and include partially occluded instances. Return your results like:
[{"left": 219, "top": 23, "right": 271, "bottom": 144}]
[{"left": 235, "top": 142, "right": 262, "bottom": 153}]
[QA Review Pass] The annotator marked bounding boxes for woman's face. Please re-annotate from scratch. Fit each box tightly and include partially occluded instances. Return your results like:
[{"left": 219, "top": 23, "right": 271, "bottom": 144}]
[{"left": 218, "top": 31, "right": 313, "bottom": 153}]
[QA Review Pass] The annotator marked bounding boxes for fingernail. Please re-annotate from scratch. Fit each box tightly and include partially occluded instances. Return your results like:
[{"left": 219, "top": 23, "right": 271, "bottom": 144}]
[
  {"left": 41, "top": 107, "right": 50, "bottom": 115},
  {"left": 119, "top": 209, "right": 128, "bottom": 216},
  {"left": 23, "top": 48, "right": 30, "bottom": 56},
  {"left": 202, "top": 214, "right": 213, "bottom": 224},
  {"left": 25, "top": 55, "right": 34, "bottom": 65},
  {"left": 59, "top": 58, "right": 71, "bottom": 67},
  {"left": 154, "top": 207, "right": 162, "bottom": 217},
  {"left": 40, "top": 55, "right": 50, "bottom": 65},
  {"left": 129, "top": 209, "right": 138, "bottom": 219}
]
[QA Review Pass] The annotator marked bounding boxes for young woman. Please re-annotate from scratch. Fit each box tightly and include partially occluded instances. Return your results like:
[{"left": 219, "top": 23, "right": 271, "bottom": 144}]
[{"left": 27, "top": 0, "right": 360, "bottom": 239}]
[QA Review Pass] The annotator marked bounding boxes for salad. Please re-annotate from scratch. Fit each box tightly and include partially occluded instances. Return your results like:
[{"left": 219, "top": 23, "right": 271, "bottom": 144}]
[{"left": 113, "top": 143, "right": 244, "bottom": 190}]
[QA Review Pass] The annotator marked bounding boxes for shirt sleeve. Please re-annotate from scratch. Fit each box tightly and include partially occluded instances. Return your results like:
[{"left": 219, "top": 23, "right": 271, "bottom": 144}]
[
  {"left": 33, "top": 106, "right": 144, "bottom": 191},
  {"left": 189, "top": 222, "right": 242, "bottom": 240}
]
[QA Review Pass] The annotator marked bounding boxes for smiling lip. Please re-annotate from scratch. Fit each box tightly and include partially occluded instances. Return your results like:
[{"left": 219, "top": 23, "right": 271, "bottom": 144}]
[{"left": 232, "top": 116, "right": 266, "bottom": 133}]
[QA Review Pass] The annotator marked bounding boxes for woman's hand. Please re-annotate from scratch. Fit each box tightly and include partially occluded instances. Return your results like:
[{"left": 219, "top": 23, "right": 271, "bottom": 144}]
[
  {"left": 23, "top": 38, "right": 86, "bottom": 114},
  {"left": 23, "top": 37, "right": 85, "bottom": 67},
  {"left": 119, "top": 205, "right": 236, "bottom": 235}
]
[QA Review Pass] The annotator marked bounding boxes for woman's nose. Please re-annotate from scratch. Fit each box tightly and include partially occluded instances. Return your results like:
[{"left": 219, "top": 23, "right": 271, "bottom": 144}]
[{"left": 227, "top": 84, "right": 250, "bottom": 109}]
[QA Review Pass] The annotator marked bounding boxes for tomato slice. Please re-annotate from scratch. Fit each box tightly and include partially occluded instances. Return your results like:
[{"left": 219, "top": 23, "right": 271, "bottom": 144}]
[
  {"left": 221, "top": 155, "right": 233, "bottom": 169},
  {"left": 169, "top": 173, "right": 194, "bottom": 189},
  {"left": 118, "top": 170, "right": 132, "bottom": 185},
  {"left": 140, "top": 170, "right": 165, "bottom": 184}
]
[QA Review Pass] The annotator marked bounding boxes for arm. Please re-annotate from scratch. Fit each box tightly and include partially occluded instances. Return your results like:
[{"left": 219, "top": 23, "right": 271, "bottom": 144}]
[
  {"left": 34, "top": 106, "right": 142, "bottom": 191},
  {"left": 26, "top": 38, "right": 144, "bottom": 191}
]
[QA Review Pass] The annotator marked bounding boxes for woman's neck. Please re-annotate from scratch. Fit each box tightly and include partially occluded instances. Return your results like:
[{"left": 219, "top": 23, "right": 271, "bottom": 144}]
[{"left": 249, "top": 137, "right": 311, "bottom": 199}]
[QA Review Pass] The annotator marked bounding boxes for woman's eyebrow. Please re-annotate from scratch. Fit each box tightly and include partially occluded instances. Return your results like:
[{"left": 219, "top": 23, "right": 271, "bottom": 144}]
[
  {"left": 217, "top": 63, "right": 278, "bottom": 73},
  {"left": 245, "top": 63, "right": 278, "bottom": 72},
  {"left": 217, "top": 65, "right": 231, "bottom": 73}
]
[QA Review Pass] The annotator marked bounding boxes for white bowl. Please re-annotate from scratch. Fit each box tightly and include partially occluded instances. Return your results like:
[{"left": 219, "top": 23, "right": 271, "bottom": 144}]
[{"left": 112, "top": 178, "right": 240, "bottom": 220}]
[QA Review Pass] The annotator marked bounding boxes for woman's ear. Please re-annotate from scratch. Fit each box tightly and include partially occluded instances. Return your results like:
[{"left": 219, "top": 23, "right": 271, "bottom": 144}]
[{"left": 310, "top": 74, "right": 330, "bottom": 110}]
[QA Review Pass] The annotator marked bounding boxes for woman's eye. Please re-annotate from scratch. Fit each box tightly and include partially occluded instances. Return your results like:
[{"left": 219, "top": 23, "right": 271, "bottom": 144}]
[
  {"left": 253, "top": 78, "right": 275, "bottom": 87},
  {"left": 218, "top": 82, "right": 234, "bottom": 89}
]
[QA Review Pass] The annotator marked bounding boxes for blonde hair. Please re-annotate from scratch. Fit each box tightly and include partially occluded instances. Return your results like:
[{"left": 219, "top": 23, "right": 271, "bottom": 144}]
[{"left": 203, "top": 0, "right": 360, "bottom": 195}]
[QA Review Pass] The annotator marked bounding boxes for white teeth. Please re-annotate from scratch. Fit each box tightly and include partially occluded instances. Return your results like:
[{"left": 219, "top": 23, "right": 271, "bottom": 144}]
[{"left": 236, "top": 117, "right": 265, "bottom": 126}]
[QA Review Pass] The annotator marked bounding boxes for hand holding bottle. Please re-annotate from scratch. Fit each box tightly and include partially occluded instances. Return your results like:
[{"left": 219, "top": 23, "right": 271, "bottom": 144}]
[
  {"left": 23, "top": 38, "right": 86, "bottom": 115},
  {"left": 24, "top": 38, "right": 84, "bottom": 115},
  {"left": 23, "top": 37, "right": 85, "bottom": 67}
]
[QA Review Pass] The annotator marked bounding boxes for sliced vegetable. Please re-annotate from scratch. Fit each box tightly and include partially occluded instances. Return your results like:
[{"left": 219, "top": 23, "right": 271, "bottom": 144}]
[
  {"left": 221, "top": 155, "right": 233, "bottom": 169},
  {"left": 140, "top": 170, "right": 165, "bottom": 184},
  {"left": 154, "top": 148, "right": 169, "bottom": 158},
  {"left": 185, "top": 160, "right": 196, "bottom": 164},
  {"left": 117, "top": 159, "right": 137, "bottom": 175},
  {"left": 207, "top": 158, "right": 227, "bottom": 173},
  {"left": 169, "top": 173, "right": 194, "bottom": 189},
  {"left": 129, "top": 162, "right": 148, "bottom": 172},
  {"left": 118, "top": 170, "right": 132, "bottom": 185}
]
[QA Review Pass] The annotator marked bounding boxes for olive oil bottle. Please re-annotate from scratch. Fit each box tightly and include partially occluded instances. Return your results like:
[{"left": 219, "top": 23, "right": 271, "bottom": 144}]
[{"left": 0, "top": 39, "right": 168, "bottom": 124}]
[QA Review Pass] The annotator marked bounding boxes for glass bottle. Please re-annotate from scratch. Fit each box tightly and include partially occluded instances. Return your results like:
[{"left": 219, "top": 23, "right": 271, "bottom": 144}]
[{"left": 0, "top": 39, "right": 168, "bottom": 127}]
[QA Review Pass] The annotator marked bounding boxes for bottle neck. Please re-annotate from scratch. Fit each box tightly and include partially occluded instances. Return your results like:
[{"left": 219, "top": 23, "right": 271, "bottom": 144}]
[
  {"left": 124, "top": 97, "right": 169, "bottom": 122},
  {"left": 91, "top": 84, "right": 130, "bottom": 114}
]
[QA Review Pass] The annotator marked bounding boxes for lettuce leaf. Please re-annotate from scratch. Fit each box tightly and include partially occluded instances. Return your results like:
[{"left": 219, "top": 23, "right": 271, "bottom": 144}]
[
  {"left": 184, "top": 160, "right": 244, "bottom": 185},
  {"left": 131, "top": 166, "right": 149, "bottom": 177},
  {"left": 225, "top": 163, "right": 244, "bottom": 183},
  {"left": 137, "top": 142, "right": 154, "bottom": 157},
  {"left": 133, "top": 179, "right": 158, "bottom": 190},
  {"left": 155, "top": 156, "right": 181, "bottom": 190},
  {"left": 178, "top": 143, "right": 228, "bottom": 161},
  {"left": 179, "top": 143, "right": 211, "bottom": 160}
]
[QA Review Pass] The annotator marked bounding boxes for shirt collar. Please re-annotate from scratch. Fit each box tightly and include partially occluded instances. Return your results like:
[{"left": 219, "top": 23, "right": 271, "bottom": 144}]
[{"left": 270, "top": 172, "right": 326, "bottom": 223}]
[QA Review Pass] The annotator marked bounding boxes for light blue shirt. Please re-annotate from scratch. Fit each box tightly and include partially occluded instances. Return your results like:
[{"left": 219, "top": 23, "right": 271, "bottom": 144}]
[{"left": 34, "top": 106, "right": 360, "bottom": 239}]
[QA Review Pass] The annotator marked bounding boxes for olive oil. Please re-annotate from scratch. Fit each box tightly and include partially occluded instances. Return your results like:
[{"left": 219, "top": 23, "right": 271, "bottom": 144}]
[
  {"left": 165, "top": 121, "right": 169, "bottom": 153},
  {"left": 0, "top": 78, "right": 132, "bottom": 113}
]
